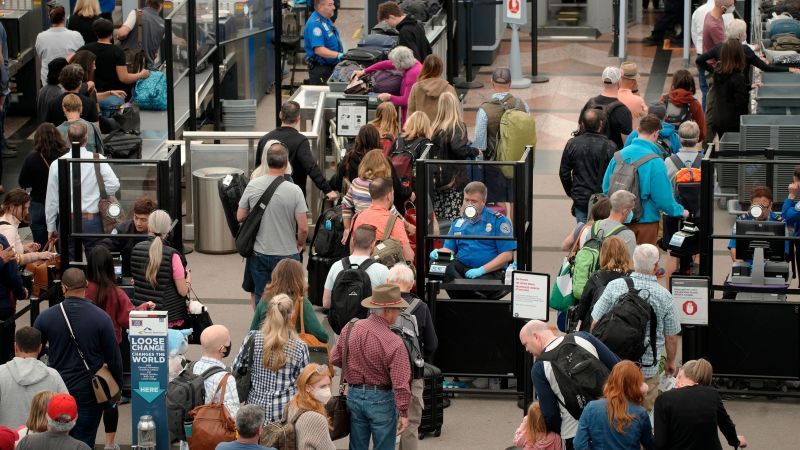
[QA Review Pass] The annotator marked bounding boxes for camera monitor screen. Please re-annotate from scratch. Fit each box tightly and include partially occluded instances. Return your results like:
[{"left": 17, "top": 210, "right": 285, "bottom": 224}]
[{"left": 733, "top": 219, "right": 787, "bottom": 262}]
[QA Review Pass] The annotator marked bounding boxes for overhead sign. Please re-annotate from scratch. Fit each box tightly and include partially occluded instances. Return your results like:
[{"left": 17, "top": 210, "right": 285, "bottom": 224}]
[
  {"left": 336, "top": 98, "right": 368, "bottom": 137},
  {"left": 130, "top": 311, "right": 169, "bottom": 449},
  {"left": 671, "top": 277, "right": 709, "bottom": 325},
  {"left": 512, "top": 271, "right": 549, "bottom": 321},
  {"left": 504, "top": 0, "right": 527, "bottom": 25}
]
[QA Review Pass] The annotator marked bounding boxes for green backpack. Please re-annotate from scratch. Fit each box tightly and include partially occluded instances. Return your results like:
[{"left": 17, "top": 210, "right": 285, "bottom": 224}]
[
  {"left": 496, "top": 108, "right": 537, "bottom": 178},
  {"left": 571, "top": 221, "right": 626, "bottom": 300}
]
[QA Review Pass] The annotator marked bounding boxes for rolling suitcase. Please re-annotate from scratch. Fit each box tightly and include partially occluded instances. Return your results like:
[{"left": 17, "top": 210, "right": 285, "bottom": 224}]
[
  {"left": 308, "top": 254, "right": 337, "bottom": 307},
  {"left": 418, "top": 363, "right": 444, "bottom": 439}
]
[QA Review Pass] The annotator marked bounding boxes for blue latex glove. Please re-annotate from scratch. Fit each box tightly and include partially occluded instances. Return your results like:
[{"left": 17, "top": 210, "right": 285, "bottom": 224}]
[
  {"left": 465, "top": 266, "right": 486, "bottom": 279},
  {"left": 429, "top": 249, "right": 439, "bottom": 260}
]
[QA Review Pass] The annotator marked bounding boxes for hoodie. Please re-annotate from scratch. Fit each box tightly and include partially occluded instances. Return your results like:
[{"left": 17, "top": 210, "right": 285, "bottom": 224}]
[
  {"left": 623, "top": 122, "right": 682, "bottom": 156},
  {"left": 662, "top": 89, "right": 706, "bottom": 142},
  {"left": 0, "top": 357, "right": 68, "bottom": 428},
  {"left": 407, "top": 77, "right": 458, "bottom": 122},
  {"left": 514, "top": 422, "right": 563, "bottom": 450},
  {"left": 396, "top": 15, "right": 431, "bottom": 62}
]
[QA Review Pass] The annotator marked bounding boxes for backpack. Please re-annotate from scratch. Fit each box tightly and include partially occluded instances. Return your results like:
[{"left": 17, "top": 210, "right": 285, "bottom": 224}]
[
  {"left": 607, "top": 152, "right": 660, "bottom": 223},
  {"left": 663, "top": 98, "right": 691, "bottom": 127},
  {"left": 260, "top": 408, "right": 307, "bottom": 450},
  {"left": 371, "top": 214, "right": 405, "bottom": 268},
  {"left": 233, "top": 332, "right": 257, "bottom": 403},
  {"left": 400, "top": 0, "right": 430, "bottom": 21},
  {"left": 218, "top": 172, "right": 250, "bottom": 238},
  {"left": 669, "top": 153, "right": 702, "bottom": 185},
  {"left": 768, "top": 18, "right": 800, "bottom": 39},
  {"left": 342, "top": 47, "right": 387, "bottom": 65},
  {"left": 165, "top": 362, "right": 226, "bottom": 442},
  {"left": 390, "top": 297, "right": 426, "bottom": 379},
  {"left": 591, "top": 277, "right": 658, "bottom": 366},
  {"left": 328, "top": 257, "right": 376, "bottom": 334},
  {"left": 330, "top": 60, "right": 364, "bottom": 83},
  {"left": 537, "top": 334, "right": 611, "bottom": 420},
  {"left": 496, "top": 108, "right": 537, "bottom": 178},
  {"left": 311, "top": 204, "right": 349, "bottom": 258},
  {"left": 772, "top": 33, "right": 800, "bottom": 50},
  {"left": 583, "top": 97, "right": 626, "bottom": 139},
  {"left": 358, "top": 33, "right": 399, "bottom": 50},
  {"left": 571, "top": 221, "right": 626, "bottom": 301},
  {"left": 187, "top": 373, "right": 237, "bottom": 450},
  {"left": 372, "top": 69, "right": 404, "bottom": 95},
  {"left": 389, "top": 136, "right": 426, "bottom": 188},
  {"left": 671, "top": 153, "right": 703, "bottom": 218},
  {"left": 235, "top": 177, "right": 285, "bottom": 257}
]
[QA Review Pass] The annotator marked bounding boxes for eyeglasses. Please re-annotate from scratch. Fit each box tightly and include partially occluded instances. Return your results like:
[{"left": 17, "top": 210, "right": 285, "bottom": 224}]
[{"left": 314, "top": 364, "right": 328, "bottom": 374}]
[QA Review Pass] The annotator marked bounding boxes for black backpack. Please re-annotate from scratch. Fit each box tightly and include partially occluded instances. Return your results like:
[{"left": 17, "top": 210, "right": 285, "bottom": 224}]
[
  {"left": 235, "top": 177, "right": 285, "bottom": 257},
  {"left": 591, "top": 277, "right": 658, "bottom": 366},
  {"left": 328, "top": 257, "right": 376, "bottom": 334},
  {"left": 311, "top": 205, "right": 348, "bottom": 258},
  {"left": 663, "top": 98, "right": 692, "bottom": 127},
  {"left": 582, "top": 97, "right": 626, "bottom": 139},
  {"left": 165, "top": 362, "right": 226, "bottom": 442},
  {"left": 218, "top": 172, "right": 250, "bottom": 238},
  {"left": 537, "top": 334, "right": 611, "bottom": 420}
]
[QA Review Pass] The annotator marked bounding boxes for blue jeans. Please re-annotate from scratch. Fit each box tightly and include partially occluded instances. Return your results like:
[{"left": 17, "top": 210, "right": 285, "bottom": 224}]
[
  {"left": 29, "top": 201, "right": 48, "bottom": 249},
  {"left": 347, "top": 387, "right": 398, "bottom": 450},
  {"left": 70, "top": 394, "right": 103, "bottom": 449},
  {"left": 248, "top": 252, "right": 301, "bottom": 300},
  {"left": 67, "top": 215, "right": 104, "bottom": 262},
  {"left": 574, "top": 207, "right": 588, "bottom": 225},
  {"left": 99, "top": 95, "right": 125, "bottom": 117},
  {"left": 698, "top": 70, "right": 709, "bottom": 111}
]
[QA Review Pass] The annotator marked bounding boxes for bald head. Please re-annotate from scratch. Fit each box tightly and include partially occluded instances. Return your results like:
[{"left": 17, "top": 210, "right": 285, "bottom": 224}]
[
  {"left": 519, "top": 320, "right": 558, "bottom": 357},
  {"left": 61, "top": 268, "right": 87, "bottom": 294},
  {"left": 200, "top": 325, "right": 232, "bottom": 360}
]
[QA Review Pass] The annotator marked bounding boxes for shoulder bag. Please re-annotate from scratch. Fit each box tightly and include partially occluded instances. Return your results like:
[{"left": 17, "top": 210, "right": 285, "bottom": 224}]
[
  {"left": 371, "top": 213, "right": 405, "bottom": 268},
  {"left": 93, "top": 153, "right": 127, "bottom": 233},
  {"left": 326, "top": 318, "right": 357, "bottom": 440},
  {"left": 122, "top": 9, "right": 146, "bottom": 74},
  {"left": 59, "top": 303, "right": 121, "bottom": 408},
  {"left": 296, "top": 299, "right": 333, "bottom": 375},
  {"left": 234, "top": 331, "right": 257, "bottom": 402},
  {"left": 188, "top": 373, "right": 237, "bottom": 450},
  {"left": 235, "top": 177, "right": 285, "bottom": 257}
]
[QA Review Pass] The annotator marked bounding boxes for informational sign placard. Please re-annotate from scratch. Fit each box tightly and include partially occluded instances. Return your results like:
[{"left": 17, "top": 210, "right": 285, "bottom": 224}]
[
  {"left": 130, "top": 311, "right": 169, "bottom": 449},
  {"left": 336, "top": 98, "right": 368, "bottom": 137},
  {"left": 512, "top": 271, "right": 550, "bottom": 321},
  {"left": 503, "top": 0, "right": 527, "bottom": 25},
  {"left": 670, "top": 277, "right": 709, "bottom": 325}
]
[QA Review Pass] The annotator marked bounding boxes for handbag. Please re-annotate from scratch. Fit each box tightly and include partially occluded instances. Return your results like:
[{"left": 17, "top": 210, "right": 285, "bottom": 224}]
[
  {"left": 103, "top": 129, "right": 143, "bottom": 159},
  {"left": 134, "top": 70, "right": 168, "bottom": 111},
  {"left": 549, "top": 224, "right": 587, "bottom": 311},
  {"left": 186, "top": 289, "right": 214, "bottom": 344},
  {"left": 59, "top": 303, "right": 121, "bottom": 408},
  {"left": 188, "top": 373, "right": 237, "bottom": 450},
  {"left": 110, "top": 102, "right": 141, "bottom": 132},
  {"left": 326, "top": 318, "right": 357, "bottom": 440},
  {"left": 24, "top": 237, "right": 61, "bottom": 297},
  {"left": 93, "top": 153, "right": 127, "bottom": 233},
  {"left": 296, "top": 299, "right": 333, "bottom": 376}
]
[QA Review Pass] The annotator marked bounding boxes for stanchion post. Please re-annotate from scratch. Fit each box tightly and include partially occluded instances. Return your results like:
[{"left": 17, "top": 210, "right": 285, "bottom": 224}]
[
  {"left": 454, "top": 0, "right": 483, "bottom": 89},
  {"left": 165, "top": 19, "right": 175, "bottom": 140},
  {"left": 212, "top": 3, "right": 221, "bottom": 131},
  {"left": 446, "top": 0, "right": 457, "bottom": 84},
  {"left": 618, "top": 0, "right": 627, "bottom": 62},
  {"left": 683, "top": 0, "right": 690, "bottom": 66},
  {"left": 526, "top": 0, "right": 548, "bottom": 83},
  {"left": 610, "top": 0, "right": 620, "bottom": 57},
  {"left": 187, "top": 0, "right": 197, "bottom": 131}
]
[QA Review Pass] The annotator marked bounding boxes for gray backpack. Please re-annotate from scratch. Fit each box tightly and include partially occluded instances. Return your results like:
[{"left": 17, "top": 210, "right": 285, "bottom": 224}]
[{"left": 607, "top": 152, "right": 660, "bottom": 222}]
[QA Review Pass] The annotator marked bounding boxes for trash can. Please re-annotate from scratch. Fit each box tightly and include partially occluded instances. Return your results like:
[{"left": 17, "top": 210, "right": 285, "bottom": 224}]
[{"left": 192, "top": 167, "right": 244, "bottom": 254}]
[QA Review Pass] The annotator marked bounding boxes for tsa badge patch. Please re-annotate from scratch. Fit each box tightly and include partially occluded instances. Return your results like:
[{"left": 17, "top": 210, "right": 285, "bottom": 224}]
[
  {"left": 313, "top": 27, "right": 323, "bottom": 37},
  {"left": 500, "top": 223, "right": 511, "bottom": 234}
]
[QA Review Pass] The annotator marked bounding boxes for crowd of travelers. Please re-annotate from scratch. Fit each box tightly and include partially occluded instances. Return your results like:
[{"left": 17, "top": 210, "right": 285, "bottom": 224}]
[{"left": 0, "top": 0, "right": 783, "bottom": 449}]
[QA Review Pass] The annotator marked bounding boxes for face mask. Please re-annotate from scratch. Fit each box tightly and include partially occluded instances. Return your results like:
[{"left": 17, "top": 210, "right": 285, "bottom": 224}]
[
  {"left": 624, "top": 210, "right": 634, "bottom": 224},
  {"left": 464, "top": 205, "right": 478, "bottom": 220},
  {"left": 221, "top": 343, "right": 232, "bottom": 358},
  {"left": 749, "top": 205, "right": 764, "bottom": 219},
  {"left": 312, "top": 387, "right": 332, "bottom": 405}
]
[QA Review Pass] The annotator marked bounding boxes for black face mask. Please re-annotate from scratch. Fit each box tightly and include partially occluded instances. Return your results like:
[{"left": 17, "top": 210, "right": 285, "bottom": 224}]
[{"left": 221, "top": 343, "right": 232, "bottom": 358}]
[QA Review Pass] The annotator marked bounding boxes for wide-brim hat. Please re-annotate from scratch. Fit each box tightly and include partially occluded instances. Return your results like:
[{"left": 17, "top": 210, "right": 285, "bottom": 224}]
[{"left": 361, "top": 284, "right": 409, "bottom": 309}]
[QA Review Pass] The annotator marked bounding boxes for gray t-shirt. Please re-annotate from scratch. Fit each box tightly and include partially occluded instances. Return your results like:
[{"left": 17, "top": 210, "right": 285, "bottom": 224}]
[
  {"left": 238, "top": 175, "right": 307, "bottom": 256},
  {"left": 579, "top": 219, "right": 637, "bottom": 257},
  {"left": 17, "top": 432, "right": 91, "bottom": 450},
  {"left": 57, "top": 119, "right": 99, "bottom": 153},
  {"left": 35, "top": 27, "right": 85, "bottom": 85}
]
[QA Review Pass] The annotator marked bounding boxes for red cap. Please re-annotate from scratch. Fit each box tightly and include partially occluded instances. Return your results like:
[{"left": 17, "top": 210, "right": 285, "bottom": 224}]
[
  {"left": 47, "top": 393, "right": 78, "bottom": 422},
  {"left": 0, "top": 427, "right": 18, "bottom": 450}
]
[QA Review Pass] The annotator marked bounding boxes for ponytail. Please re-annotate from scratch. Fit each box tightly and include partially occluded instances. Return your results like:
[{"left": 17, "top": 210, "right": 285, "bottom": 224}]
[{"left": 146, "top": 235, "right": 163, "bottom": 286}]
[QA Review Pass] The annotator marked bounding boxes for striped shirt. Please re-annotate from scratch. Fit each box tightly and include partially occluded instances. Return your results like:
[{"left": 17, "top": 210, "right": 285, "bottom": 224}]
[
  {"left": 233, "top": 331, "right": 309, "bottom": 422},
  {"left": 331, "top": 314, "right": 412, "bottom": 417},
  {"left": 342, "top": 177, "right": 373, "bottom": 220},
  {"left": 591, "top": 272, "right": 681, "bottom": 377}
]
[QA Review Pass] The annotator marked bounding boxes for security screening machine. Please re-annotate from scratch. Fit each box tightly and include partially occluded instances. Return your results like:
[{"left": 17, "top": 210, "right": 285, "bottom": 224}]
[{"left": 729, "top": 218, "right": 790, "bottom": 301}]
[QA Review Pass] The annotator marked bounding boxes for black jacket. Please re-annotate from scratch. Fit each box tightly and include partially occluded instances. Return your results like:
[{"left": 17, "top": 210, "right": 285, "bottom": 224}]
[
  {"left": 654, "top": 384, "right": 741, "bottom": 450},
  {"left": 697, "top": 42, "right": 789, "bottom": 87},
  {"left": 559, "top": 132, "right": 616, "bottom": 214},
  {"left": 575, "top": 269, "right": 627, "bottom": 331},
  {"left": 256, "top": 127, "right": 332, "bottom": 198},
  {"left": 431, "top": 126, "right": 478, "bottom": 191},
  {"left": 0, "top": 235, "right": 25, "bottom": 310},
  {"left": 100, "top": 220, "right": 149, "bottom": 277},
  {"left": 397, "top": 15, "right": 431, "bottom": 62},
  {"left": 401, "top": 293, "right": 438, "bottom": 358},
  {"left": 712, "top": 72, "right": 749, "bottom": 136}
]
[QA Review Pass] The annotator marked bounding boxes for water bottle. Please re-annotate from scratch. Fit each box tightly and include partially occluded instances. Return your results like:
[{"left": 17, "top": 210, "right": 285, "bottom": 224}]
[
  {"left": 504, "top": 262, "right": 517, "bottom": 285},
  {"left": 137, "top": 415, "right": 156, "bottom": 450}
]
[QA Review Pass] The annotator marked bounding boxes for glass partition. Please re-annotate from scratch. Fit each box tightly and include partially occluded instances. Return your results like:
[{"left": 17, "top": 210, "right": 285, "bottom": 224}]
[{"left": 167, "top": 1, "right": 191, "bottom": 85}]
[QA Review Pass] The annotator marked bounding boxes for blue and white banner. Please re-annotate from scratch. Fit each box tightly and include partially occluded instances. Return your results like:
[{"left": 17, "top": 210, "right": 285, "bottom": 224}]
[{"left": 130, "top": 311, "right": 169, "bottom": 449}]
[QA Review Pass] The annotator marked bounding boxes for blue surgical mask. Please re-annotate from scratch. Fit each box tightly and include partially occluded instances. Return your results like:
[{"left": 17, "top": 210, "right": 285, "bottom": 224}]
[{"left": 624, "top": 210, "right": 634, "bottom": 224}]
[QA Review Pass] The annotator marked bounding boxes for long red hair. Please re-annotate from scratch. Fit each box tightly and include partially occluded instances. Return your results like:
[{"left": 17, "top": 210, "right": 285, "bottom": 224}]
[
  {"left": 603, "top": 360, "right": 645, "bottom": 433},
  {"left": 287, "top": 363, "right": 332, "bottom": 428}
]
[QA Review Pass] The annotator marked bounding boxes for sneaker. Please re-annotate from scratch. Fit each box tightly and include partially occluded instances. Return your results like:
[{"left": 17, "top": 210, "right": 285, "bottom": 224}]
[{"left": 1, "top": 148, "right": 17, "bottom": 158}]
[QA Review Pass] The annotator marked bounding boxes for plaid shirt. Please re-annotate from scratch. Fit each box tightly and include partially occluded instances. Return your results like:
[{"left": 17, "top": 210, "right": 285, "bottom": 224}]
[
  {"left": 192, "top": 356, "right": 240, "bottom": 418},
  {"left": 331, "top": 314, "right": 412, "bottom": 417},
  {"left": 591, "top": 272, "right": 681, "bottom": 377},
  {"left": 233, "top": 330, "right": 309, "bottom": 422}
]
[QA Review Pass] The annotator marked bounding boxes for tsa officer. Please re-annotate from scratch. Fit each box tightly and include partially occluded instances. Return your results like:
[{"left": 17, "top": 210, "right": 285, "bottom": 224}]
[
  {"left": 304, "top": 0, "right": 344, "bottom": 85},
  {"left": 430, "top": 181, "right": 516, "bottom": 299}
]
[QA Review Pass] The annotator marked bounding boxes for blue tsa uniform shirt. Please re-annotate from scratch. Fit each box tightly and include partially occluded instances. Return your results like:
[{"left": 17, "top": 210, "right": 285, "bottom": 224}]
[
  {"left": 303, "top": 11, "right": 343, "bottom": 65},
  {"left": 444, "top": 208, "right": 516, "bottom": 269}
]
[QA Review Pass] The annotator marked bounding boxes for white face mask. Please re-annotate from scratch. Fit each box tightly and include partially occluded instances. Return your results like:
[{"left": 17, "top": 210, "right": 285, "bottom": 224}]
[{"left": 312, "top": 387, "right": 332, "bottom": 405}]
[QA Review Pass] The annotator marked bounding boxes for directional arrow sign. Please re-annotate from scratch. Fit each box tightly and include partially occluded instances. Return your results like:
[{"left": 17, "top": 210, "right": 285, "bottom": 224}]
[{"left": 134, "top": 381, "right": 164, "bottom": 403}]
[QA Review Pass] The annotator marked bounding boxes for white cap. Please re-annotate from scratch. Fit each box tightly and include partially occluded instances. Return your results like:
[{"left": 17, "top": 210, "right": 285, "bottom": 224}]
[{"left": 602, "top": 66, "right": 621, "bottom": 84}]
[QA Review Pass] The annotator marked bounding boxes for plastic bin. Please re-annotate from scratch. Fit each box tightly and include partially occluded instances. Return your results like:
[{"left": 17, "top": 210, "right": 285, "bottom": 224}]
[{"left": 192, "top": 167, "right": 244, "bottom": 254}]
